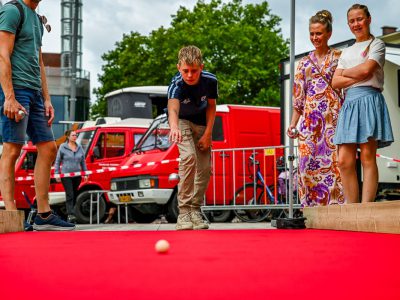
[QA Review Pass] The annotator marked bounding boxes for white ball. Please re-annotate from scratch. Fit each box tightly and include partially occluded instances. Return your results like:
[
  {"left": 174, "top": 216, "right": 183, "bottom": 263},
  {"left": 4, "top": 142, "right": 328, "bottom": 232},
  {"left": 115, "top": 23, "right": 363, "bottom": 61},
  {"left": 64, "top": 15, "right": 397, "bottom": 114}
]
[
  {"left": 155, "top": 239, "right": 170, "bottom": 253},
  {"left": 18, "top": 110, "right": 25, "bottom": 118}
]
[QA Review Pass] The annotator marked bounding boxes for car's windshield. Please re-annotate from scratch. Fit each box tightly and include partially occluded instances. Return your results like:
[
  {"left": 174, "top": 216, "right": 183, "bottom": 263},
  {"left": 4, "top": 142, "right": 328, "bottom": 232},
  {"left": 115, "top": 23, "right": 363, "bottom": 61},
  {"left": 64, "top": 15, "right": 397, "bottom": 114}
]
[
  {"left": 133, "top": 115, "right": 171, "bottom": 152},
  {"left": 76, "top": 129, "right": 96, "bottom": 155}
]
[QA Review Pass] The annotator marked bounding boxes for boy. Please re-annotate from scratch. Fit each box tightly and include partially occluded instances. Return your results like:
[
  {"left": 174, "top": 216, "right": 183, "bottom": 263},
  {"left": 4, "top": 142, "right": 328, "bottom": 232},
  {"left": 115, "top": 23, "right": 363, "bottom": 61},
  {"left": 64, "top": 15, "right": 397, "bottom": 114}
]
[{"left": 167, "top": 45, "right": 217, "bottom": 230}]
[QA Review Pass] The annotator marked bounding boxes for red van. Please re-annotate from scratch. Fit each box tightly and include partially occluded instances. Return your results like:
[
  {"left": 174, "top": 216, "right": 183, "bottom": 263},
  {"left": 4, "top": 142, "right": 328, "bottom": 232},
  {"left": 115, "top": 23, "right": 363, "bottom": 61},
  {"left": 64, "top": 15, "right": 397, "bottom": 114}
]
[
  {"left": 107, "top": 105, "right": 281, "bottom": 223},
  {"left": 1, "top": 118, "right": 152, "bottom": 223}
]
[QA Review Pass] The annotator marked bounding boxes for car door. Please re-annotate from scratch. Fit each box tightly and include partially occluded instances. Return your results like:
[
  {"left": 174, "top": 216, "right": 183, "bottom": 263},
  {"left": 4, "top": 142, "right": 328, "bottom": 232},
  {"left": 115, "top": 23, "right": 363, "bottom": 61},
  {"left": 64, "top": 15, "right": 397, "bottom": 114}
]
[{"left": 206, "top": 114, "right": 233, "bottom": 205}]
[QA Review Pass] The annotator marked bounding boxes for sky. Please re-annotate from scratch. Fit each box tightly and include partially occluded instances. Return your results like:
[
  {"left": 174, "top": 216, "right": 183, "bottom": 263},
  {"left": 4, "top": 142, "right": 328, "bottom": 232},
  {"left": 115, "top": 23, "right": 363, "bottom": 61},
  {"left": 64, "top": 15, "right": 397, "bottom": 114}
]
[{"left": 35, "top": 0, "right": 399, "bottom": 102}]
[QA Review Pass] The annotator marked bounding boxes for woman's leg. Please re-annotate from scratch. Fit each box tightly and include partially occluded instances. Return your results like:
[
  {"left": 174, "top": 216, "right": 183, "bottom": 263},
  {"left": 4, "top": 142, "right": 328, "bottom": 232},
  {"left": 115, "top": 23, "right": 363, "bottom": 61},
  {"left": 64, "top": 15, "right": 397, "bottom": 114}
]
[
  {"left": 61, "top": 177, "right": 75, "bottom": 216},
  {"left": 72, "top": 176, "right": 82, "bottom": 210},
  {"left": 338, "top": 144, "right": 358, "bottom": 203},
  {"left": 359, "top": 139, "right": 378, "bottom": 203}
]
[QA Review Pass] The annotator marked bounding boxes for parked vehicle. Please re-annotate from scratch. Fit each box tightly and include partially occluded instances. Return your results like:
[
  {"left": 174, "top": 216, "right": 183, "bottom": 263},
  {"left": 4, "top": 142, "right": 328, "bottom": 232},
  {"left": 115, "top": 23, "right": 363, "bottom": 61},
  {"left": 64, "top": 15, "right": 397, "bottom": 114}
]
[
  {"left": 1, "top": 118, "right": 153, "bottom": 223},
  {"left": 107, "top": 104, "right": 281, "bottom": 223}
]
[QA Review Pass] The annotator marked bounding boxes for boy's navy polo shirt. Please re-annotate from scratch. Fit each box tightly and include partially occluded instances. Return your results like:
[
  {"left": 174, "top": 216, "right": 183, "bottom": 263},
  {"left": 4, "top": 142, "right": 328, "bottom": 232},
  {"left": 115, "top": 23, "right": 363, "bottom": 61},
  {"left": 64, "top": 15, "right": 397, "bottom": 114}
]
[{"left": 168, "top": 71, "right": 218, "bottom": 126}]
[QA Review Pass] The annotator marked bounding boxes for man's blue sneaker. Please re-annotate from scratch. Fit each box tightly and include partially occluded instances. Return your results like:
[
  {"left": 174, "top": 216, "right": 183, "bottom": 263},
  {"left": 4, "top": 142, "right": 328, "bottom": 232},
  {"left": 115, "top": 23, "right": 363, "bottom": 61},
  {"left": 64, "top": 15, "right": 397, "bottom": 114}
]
[
  {"left": 33, "top": 213, "right": 76, "bottom": 231},
  {"left": 24, "top": 220, "right": 33, "bottom": 231}
]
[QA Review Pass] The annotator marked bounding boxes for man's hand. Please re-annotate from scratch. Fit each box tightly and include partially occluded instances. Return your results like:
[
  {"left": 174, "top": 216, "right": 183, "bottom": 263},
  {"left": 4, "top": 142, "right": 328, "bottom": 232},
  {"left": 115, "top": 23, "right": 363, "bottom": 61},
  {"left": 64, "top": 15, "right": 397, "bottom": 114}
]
[
  {"left": 197, "top": 134, "right": 211, "bottom": 151},
  {"left": 169, "top": 127, "right": 182, "bottom": 144},
  {"left": 44, "top": 100, "right": 55, "bottom": 126},
  {"left": 3, "top": 98, "right": 27, "bottom": 122}
]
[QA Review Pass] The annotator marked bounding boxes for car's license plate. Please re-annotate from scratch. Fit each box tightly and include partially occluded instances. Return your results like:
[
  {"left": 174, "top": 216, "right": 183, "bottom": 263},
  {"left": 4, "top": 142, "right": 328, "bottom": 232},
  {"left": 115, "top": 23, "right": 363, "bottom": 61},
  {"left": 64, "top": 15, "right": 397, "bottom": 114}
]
[{"left": 119, "top": 195, "right": 133, "bottom": 203}]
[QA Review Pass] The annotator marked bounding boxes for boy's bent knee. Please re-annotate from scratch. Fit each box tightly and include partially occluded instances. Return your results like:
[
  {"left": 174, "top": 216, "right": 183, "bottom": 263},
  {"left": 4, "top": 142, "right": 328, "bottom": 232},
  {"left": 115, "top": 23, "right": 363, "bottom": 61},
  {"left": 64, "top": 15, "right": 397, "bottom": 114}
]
[{"left": 181, "top": 153, "right": 196, "bottom": 167}]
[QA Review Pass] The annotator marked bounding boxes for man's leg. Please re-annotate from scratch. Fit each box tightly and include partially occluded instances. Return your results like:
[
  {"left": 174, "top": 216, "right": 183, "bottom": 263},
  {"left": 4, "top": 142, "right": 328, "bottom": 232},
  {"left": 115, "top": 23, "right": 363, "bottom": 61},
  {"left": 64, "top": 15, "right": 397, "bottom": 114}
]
[
  {"left": 33, "top": 141, "right": 75, "bottom": 231},
  {"left": 0, "top": 143, "right": 23, "bottom": 210},
  {"left": 34, "top": 141, "right": 57, "bottom": 213}
]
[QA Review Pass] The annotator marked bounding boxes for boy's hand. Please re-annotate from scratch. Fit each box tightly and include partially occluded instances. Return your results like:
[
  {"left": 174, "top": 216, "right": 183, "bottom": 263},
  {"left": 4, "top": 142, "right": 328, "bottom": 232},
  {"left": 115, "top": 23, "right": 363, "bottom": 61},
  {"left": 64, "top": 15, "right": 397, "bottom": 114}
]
[
  {"left": 169, "top": 127, "right": 182, "bottom": 144},
  {"left": 198, "top": 135, "right": 211, "bottom": 151}
]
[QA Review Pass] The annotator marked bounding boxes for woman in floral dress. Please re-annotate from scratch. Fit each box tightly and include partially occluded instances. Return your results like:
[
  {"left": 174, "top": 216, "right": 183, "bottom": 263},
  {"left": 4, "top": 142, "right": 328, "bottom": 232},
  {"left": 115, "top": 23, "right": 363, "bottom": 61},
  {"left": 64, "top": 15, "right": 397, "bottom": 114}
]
[{"left": 287, "top": 10, "right": 344, "bottom": 206}]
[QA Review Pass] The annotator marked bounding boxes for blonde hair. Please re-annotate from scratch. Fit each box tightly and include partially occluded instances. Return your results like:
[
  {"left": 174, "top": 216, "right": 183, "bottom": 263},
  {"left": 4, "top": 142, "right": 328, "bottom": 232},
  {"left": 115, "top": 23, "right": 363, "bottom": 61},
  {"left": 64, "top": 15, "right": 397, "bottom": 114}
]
[
  {"left": 347, "top": 4, "right": 371, "bottom": 18},
  {"left": 309, "top": 10, "right": 333, "bottom": 32},
  {"left": 178, "top": 45, "right": 203, "bottom": 66}
]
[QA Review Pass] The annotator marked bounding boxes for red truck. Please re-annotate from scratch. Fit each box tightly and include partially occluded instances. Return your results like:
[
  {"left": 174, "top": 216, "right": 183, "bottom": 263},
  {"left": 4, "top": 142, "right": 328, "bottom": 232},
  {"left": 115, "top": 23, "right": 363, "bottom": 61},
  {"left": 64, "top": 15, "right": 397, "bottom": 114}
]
[
  {"left": 1, "top": 118, "right": 152, "bottom": 223},
  {"left": 107, "top": 104, "right": 281, "bottom": 223}
]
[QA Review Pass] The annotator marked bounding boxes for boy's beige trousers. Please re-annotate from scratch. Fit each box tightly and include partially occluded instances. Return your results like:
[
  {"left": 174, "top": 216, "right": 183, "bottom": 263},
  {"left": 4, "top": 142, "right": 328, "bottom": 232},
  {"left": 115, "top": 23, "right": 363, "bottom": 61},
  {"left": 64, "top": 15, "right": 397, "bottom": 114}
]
[{"left": 176, "top": 119, "right": 211, "bottom": 214}]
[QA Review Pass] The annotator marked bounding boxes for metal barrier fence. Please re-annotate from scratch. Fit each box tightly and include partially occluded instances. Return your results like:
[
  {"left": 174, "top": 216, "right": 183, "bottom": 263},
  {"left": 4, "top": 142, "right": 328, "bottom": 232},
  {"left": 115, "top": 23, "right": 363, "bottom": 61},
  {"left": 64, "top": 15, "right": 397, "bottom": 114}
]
[{"left": 201, "top": 145, "right": 301, "bottom": 222}]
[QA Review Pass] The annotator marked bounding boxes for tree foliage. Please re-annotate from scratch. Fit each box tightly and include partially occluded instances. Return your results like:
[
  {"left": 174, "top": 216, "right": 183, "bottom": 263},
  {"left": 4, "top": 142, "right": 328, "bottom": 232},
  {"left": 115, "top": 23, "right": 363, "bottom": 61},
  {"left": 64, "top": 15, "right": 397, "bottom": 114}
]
[{"left": 91, "top": 0, "right": 288, "bottom": 117}]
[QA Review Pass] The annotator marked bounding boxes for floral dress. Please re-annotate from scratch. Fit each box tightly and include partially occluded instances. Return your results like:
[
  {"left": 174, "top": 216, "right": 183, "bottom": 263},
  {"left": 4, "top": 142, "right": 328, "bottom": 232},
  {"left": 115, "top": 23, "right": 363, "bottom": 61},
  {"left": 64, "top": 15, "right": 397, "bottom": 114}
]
[{"left": 293, "top": 49, "right": 344, "bottom": 206}]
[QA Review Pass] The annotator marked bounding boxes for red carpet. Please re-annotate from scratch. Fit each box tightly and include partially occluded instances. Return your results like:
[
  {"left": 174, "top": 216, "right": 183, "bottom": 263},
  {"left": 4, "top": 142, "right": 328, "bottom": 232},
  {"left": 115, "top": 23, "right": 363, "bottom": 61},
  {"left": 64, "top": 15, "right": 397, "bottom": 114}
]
[{"left": 1, "top": 229, "right": 399, "bottom": 300}]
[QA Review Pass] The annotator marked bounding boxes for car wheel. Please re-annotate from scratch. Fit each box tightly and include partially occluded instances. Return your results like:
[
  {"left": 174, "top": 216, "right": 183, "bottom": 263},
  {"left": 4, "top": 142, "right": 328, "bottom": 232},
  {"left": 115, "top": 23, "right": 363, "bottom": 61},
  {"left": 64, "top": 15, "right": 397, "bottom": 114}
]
[
  {"left": 75, "top": 191, "right": 106, "bottom": 224},
  {"left": 165, "top": 193, "right": 178, "bottom": 223},
  {"left": 209, "top": 210, "right": 233, "bottom": 222}
]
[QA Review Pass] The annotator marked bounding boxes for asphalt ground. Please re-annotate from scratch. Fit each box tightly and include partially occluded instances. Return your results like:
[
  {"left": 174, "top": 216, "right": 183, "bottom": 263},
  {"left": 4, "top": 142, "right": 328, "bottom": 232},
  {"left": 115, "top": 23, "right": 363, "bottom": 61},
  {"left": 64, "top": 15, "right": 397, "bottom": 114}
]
[{"left": 76, "top": 222, "right": 275, "bottom": 231}]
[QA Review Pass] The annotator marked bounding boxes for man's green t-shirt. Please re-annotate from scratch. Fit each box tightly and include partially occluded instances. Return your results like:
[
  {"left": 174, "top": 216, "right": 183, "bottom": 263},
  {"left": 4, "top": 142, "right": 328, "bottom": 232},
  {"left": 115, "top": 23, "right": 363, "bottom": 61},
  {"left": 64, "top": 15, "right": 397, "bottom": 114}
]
[{"left": 0, "top": 0, "right": 43, "bottom": 91}]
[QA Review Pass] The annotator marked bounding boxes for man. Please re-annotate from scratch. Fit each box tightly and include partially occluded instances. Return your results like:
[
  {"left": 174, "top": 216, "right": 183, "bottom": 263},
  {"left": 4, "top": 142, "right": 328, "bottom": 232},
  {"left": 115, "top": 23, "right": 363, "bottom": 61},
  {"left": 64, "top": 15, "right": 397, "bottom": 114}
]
[
  {"left": 0, "top": 0, "right": 75, "bottom": 230},
  {"left": 168, "top": 45, "right": 217, "bottom": 230}
]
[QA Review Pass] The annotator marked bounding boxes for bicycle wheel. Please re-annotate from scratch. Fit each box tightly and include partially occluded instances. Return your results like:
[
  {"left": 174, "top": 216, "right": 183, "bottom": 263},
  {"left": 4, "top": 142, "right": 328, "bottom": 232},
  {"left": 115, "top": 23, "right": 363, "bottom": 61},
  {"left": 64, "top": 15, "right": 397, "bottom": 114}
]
[{"left": 233, "top": 183, "right": 274, "bottom": 222}]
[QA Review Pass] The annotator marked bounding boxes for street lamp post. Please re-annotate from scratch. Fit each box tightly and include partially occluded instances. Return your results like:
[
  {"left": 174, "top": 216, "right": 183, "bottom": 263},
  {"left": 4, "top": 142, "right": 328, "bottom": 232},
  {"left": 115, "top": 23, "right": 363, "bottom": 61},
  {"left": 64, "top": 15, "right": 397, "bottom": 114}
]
[{"left": 69, "top": 0, "right": 79, "bottom": 121}]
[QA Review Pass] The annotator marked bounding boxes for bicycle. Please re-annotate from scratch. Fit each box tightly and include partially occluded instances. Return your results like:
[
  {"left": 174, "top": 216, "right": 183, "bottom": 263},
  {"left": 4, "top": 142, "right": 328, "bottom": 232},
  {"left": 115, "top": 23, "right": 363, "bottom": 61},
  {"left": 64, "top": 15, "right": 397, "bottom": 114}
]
[{"left": 233, "top": 154, "right": 298, "bottom": 222}]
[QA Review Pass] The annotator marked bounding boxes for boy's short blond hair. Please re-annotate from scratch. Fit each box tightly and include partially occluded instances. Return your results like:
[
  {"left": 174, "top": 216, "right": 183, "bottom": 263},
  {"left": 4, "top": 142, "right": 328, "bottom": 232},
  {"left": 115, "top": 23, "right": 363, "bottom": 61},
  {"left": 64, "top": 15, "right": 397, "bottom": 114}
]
[{"left": 178, "top": 45, "right": 203, "bottom": 66}]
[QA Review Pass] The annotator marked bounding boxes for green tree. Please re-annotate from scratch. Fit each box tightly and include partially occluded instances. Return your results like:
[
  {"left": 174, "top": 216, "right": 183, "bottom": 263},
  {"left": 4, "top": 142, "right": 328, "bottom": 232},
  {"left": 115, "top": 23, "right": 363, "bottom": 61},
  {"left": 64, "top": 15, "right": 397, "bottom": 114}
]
[{"left": 91, "top": 0, "right": 288, "bottom": 117}]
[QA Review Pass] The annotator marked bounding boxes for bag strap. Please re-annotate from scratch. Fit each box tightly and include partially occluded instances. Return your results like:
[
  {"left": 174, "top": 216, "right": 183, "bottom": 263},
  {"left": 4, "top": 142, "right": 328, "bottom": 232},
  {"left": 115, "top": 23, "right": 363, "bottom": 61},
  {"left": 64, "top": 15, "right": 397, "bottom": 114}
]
[
  {"left": 5, "top": 0, "right": 25, "bottom": 40},
  {"left": 307, "top": 54, "right": 344, "bottom": 102},
  {"left": 361, "top": 36, "right": 375, "bottom": 58}
]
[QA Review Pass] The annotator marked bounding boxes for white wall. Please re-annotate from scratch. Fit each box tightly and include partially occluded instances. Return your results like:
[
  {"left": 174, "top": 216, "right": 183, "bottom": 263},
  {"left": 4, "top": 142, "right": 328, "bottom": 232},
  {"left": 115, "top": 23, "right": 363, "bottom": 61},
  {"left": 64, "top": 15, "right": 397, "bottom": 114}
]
[{"left": 379, "top": 60, "right": 400, "bottom": 184}]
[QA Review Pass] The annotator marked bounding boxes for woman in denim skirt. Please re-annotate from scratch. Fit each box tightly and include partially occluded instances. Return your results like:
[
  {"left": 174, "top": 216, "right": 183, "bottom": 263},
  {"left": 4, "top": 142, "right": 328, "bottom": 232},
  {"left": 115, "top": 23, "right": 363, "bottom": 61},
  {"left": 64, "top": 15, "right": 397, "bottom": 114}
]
[{"left": 332, "top": 4, "right": 394, "bottom": 203}]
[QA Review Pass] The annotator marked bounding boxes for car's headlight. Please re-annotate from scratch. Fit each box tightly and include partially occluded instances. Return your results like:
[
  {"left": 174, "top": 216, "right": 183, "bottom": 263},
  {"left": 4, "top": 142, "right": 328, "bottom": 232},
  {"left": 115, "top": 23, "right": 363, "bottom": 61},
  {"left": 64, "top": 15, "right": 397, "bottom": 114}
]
[
  {"left": 138, "top": 178, "right": 155, "bottom": 189},
  {"left": 110, "top": 182, "right": 117, "bottom": 191}
]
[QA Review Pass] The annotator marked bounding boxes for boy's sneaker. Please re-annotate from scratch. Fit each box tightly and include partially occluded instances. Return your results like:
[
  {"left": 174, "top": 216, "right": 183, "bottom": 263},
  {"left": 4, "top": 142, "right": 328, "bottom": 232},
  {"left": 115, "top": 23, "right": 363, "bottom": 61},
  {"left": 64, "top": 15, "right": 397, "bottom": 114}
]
[
  {"left": 190, "top": 211, "right": 209, "bottom": 230},
  {"left": 176, "top": 212, "right": 193, "bottom": 230},
  {"left": 33, "top": 213, "right": 76, "bottom": 231},
  {"left": 24, "top": 220, "right": 33, "bottom": 232}
]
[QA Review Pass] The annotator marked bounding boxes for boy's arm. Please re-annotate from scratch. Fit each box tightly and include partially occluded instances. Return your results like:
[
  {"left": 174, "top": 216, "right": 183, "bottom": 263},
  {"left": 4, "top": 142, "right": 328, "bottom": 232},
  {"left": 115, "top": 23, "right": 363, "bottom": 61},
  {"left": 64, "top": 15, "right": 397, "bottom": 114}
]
[
  {"left": 198, "top": 99, "right": 216, "bottom": 151},
  {"left": 168, "top": 98, "right": 182, "bottom": 144}
]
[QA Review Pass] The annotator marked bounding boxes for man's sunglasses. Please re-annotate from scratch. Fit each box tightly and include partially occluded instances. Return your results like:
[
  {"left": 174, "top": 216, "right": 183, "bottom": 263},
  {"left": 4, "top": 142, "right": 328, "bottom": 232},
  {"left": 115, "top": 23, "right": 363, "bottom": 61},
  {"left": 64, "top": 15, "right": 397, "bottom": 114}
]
[{"left": 39, "top": 15, "right": 51, "bottom": 33}]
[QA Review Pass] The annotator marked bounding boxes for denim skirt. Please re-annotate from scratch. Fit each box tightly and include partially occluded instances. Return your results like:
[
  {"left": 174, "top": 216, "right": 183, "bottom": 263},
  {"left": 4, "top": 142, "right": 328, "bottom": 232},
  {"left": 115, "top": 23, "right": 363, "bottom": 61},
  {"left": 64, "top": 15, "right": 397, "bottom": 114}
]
[{"left": 333, "top": 86, "right": 394, "bottom": 149}]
